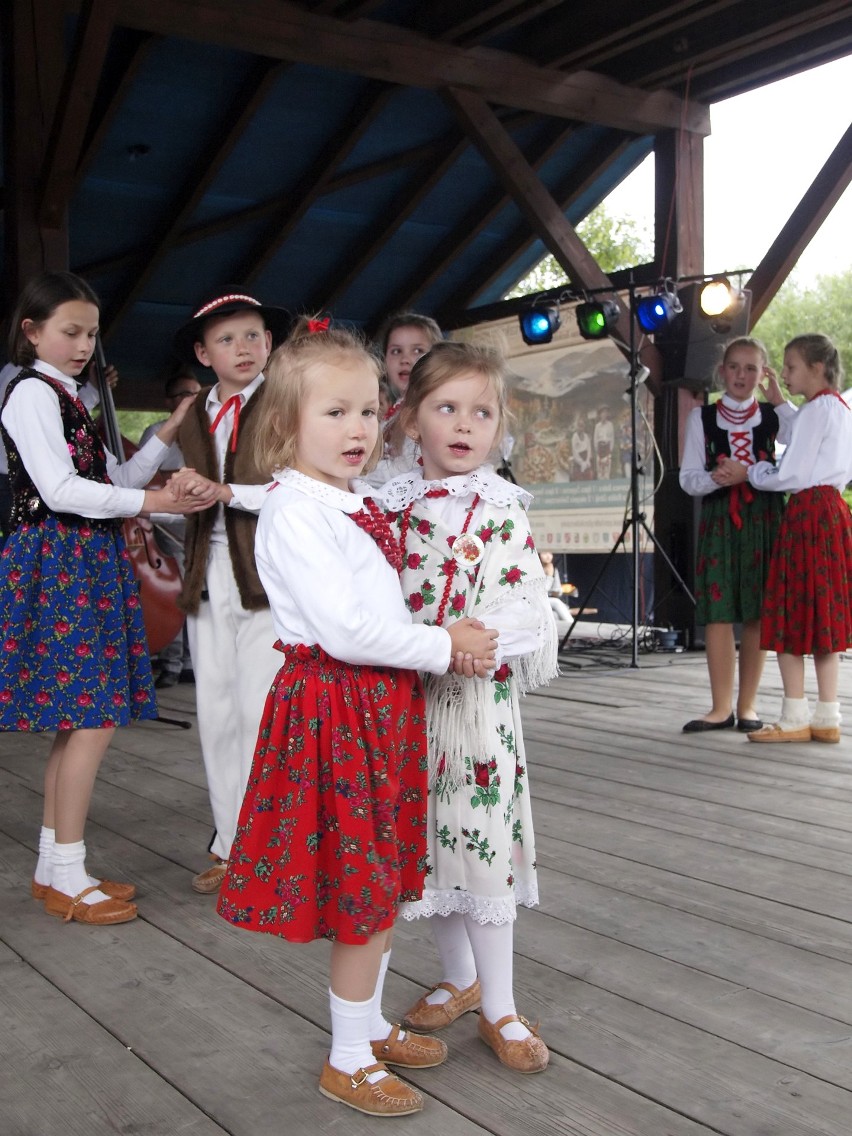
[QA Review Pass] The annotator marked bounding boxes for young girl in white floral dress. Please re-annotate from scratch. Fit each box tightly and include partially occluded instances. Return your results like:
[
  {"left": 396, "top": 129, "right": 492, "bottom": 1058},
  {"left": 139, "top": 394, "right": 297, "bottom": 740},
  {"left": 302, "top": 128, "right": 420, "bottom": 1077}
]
[{"left": 375, "top": 340, "right": 558, "bottom": 1074}]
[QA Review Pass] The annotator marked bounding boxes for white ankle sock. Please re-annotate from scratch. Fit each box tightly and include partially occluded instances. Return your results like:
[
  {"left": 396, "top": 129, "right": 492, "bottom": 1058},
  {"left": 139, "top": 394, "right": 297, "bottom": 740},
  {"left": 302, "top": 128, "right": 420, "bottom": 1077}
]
[
  {"left": 52, "top": 841, "right": 109, "bottom": 905},
  {"left": 367, "top": 950, "right": 395, "bottom": 1040},
  {"left": 328, "top": 990, "right": 386, "bottom": 1081},
  {"left": 779, "top": 697, "right": 810, "bottom": 728},
  {"left": 464, "top": 916, "right": 530, "bottom": 1042},
  {"left": 35, "top": 826, "right": 55, "bottom": 887},
  {"left": 812, "top": 701, "right": 841, "bottom": 727},
  {"left": 426, "top": 912, "right": 478, "bottom": 1005}
]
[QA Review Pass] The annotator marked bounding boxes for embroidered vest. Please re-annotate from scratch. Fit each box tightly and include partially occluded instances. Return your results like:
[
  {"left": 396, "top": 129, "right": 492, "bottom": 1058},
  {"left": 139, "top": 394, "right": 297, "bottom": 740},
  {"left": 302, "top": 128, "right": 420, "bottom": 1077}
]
[
  {"left": 701, "top": 402, "right": 779, "bottom": 499},
  {"left": 0, "top": 369, "right": 117, "bottom": 532}
]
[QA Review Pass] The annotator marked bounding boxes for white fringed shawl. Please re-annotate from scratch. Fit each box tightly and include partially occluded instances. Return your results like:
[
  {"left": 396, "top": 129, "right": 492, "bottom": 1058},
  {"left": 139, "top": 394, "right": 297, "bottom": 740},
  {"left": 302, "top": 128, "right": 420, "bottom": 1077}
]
[{"left": 373, "top": 468, "right": 559, "bottom": 788}]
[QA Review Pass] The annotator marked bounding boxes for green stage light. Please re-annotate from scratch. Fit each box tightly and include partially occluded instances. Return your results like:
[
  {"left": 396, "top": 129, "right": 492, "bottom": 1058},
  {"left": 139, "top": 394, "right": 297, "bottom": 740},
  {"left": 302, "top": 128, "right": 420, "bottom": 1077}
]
[{"left": 575, "top": 300, "right": 619, "bottom": 340}]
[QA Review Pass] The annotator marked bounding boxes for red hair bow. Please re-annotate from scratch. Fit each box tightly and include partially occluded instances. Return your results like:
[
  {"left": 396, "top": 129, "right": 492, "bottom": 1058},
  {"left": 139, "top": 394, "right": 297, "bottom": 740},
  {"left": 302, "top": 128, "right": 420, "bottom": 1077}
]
[{"left": 307, "top": 317, "right": 330, "bottom": 334}]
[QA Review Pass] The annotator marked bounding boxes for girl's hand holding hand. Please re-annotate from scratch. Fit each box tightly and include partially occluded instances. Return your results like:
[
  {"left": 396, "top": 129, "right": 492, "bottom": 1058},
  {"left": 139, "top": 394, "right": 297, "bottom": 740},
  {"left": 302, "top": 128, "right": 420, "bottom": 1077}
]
[
  {"left": 447, "top": 618, "right": 498, "bottom": 670},
  {"left": 712, "top": 457, "right": 749, "bottom": 486},
  {"left": 759, "top": 367, "right": 784, "bottom": 406},
  {"left": 142, "top": 483, "right": 218, "bottom": 515},
  {"left": 167, "top": 468, "right": 232, "bottom": 505},
  {"left": 450, "top": 650, "right": 492, "bottom": 678}
]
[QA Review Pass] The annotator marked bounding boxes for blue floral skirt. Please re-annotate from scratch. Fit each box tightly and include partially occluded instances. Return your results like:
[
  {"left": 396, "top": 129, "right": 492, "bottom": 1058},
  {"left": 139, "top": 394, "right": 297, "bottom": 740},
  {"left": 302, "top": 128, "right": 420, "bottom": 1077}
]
[{"left": 0, "top": 517, "right": 157, "bottom": 731}]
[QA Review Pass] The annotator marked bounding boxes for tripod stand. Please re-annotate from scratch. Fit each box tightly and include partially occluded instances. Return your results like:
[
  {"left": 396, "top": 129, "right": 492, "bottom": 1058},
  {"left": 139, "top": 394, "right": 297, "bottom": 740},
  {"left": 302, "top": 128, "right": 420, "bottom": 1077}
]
[{"left": 560, "top": 290, "right": 695, "bottom": 667}]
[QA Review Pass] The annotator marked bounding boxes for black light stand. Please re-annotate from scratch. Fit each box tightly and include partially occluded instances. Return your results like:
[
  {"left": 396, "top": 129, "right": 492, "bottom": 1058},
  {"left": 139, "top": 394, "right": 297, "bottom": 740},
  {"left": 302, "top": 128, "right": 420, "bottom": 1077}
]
[{"left": 560, "top": 283, "right": 695, "bottom": 667}]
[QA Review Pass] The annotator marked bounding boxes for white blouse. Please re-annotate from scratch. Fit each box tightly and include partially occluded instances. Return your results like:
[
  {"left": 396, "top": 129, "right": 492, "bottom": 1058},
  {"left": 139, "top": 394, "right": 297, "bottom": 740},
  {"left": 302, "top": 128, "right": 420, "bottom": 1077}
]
[
  {"left": 748, "top": 392, "right": 852, "bottom": 494},
  {"left": 1, "top": 361, "right": 167, "bottom": 518},
  {"left": 255, "top": 469, "right": 451, "bottom": 674},
  {"left": 680, "top": 395, "right": 796, "bottom": 497}
]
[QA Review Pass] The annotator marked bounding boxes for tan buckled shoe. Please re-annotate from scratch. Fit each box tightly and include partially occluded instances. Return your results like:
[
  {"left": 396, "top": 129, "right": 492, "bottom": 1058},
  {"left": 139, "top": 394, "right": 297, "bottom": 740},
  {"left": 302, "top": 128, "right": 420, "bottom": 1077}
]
[
  {"left": 318, "top": 1061, "right": 423, "bottom": 1116},
  {"left": 43, "top": 885, "right": 138, "bottom": 925},
  {"left": 478, "top": 1014, "right": 549, "bottom": 1074},
  {"left": 32, "top": 878, "right": 136, "bottom": 902},
  {"left": 403, "top": 979, "right": 481, "bottom": 1032},
  {"left": 811, "top": 725, "right": 841, "bottom": 743},
  {"left": 191, "top": 858, "right": 228, "bottom": 893},
  {"left": 747, "top": 723, "right": 812, "bottom": 743},
  {"left": 371, "top": 1024, "right": 448, "bottom": 1068}
]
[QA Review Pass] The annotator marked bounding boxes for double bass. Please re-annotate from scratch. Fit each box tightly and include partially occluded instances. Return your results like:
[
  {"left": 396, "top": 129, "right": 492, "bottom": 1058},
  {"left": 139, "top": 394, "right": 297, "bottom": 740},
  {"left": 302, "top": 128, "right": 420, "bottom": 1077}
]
[{"left": 92, "top": 340, "right": 186, "bottom": 658}]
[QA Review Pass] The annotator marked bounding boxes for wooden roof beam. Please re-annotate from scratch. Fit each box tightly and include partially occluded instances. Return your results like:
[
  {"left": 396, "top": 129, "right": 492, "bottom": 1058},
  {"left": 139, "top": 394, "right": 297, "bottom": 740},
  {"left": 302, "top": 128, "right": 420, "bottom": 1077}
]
[
  {"left": 748, "top": 121, "right": 852, "bottom": 325},
  {"left": 238, "top": 82, "right": 394, "bottom": 286},
  {"left": 39, "top": 0, "right": 118, "bottom": 229},
  {"left": 108, "top": 0, "right": 710, "bottom": 135},
  {"left": 312, "top": 135, "right": 468, "bottom": 312},
  {"left": 102, "top": 57, "right": 286, "bottom": 334},
  {"left": 433, "top": 134, "right": 634, "bottom": 318},
  {"left": 392, "top": 121, "right": 583, "bottom": 315}
]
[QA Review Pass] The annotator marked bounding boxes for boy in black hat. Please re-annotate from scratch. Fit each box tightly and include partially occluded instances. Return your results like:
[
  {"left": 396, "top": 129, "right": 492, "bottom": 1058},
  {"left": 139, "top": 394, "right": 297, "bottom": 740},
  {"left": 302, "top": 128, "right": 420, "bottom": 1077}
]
[{"left": 169, "top": 291, "right": 290, "bottom": 893}]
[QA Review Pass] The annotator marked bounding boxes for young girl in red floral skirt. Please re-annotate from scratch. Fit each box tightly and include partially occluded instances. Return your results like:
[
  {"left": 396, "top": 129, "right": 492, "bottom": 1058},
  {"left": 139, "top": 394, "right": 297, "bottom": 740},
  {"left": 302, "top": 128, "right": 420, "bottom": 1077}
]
[
  {"left": 0, "top": 271, "right": 212, "bottom": 925},
  {"left": 716, "top": 334, "right": 852, "bottom": 742},
  {"left": 216, "top": 321, "right": 497, "bottom": 1117}
]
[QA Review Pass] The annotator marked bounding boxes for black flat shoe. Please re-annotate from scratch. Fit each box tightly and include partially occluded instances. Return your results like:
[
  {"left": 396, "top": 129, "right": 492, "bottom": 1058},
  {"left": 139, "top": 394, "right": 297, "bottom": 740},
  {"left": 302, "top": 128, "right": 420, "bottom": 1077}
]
[
  {"left": 682, "top": 712, "right": 736, "bottom": 733},
  {"left": 737, "top": 718, "right": 763, "bottom": 732}
]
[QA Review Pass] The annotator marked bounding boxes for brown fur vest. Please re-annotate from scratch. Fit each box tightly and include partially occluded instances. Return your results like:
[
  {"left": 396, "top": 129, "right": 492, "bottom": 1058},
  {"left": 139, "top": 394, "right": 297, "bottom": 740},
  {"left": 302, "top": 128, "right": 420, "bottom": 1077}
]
[{"left": 177, "top": 384, "right": 271, "bottom": 614}]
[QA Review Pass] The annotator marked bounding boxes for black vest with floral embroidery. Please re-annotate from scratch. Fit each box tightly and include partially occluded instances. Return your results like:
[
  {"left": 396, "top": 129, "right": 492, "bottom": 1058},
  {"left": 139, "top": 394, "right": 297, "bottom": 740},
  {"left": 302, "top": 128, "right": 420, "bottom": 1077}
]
[{"left": 0, "top": 368, "right": 117, "bottom": 531}]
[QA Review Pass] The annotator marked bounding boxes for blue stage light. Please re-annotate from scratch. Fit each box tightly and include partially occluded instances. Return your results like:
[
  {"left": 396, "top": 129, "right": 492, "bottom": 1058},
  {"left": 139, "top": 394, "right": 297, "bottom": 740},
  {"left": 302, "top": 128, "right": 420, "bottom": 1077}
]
[
  {"left": 519, "top": 305, "right": 560, "bottom": 345},
  {"left": 635, "top": 292, "right": 679, "bottom": 334}
]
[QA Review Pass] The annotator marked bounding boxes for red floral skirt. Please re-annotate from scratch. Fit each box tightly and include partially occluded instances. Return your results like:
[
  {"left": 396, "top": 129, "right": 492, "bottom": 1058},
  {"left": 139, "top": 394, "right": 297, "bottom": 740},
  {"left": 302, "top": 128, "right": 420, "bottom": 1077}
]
[
  {"left": 761, "top": 486, "right": 852, "bottom": 655},
  {"left": 217, "top": 644, "right": 428, "bottom": 944}
]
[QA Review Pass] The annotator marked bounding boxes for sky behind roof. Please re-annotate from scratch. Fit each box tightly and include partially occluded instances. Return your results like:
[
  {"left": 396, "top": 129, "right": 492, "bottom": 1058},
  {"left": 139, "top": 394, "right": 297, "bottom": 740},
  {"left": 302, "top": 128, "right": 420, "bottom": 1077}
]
[{"left": 605, "top": 54, "right": 852, "bottom": 284}]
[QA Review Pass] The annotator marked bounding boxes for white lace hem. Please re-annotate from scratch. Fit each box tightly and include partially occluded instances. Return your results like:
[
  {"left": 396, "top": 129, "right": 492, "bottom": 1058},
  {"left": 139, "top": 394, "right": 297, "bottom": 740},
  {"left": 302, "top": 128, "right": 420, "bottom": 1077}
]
[
  {"left": 398, "top": 883, "right": 539, "bottom": 925},
  {"left": 375, "top": 466, "right": 533, "bottom": 512}
]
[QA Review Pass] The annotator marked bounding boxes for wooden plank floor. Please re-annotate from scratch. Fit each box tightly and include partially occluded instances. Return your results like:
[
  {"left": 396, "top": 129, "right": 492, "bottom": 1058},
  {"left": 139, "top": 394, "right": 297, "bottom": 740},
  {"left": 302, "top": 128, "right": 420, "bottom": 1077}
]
[{"left": 3, "top": 647, "right": 852, "bottom": 1136}]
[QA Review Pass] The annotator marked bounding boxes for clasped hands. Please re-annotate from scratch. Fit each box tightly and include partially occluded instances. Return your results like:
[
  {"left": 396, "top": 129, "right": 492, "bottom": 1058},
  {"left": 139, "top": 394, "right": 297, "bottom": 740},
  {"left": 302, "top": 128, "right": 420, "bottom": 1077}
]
[
  {"left": 447, "top": 617, "right": 499, "bottom": 678},
  {"left": 711, "top": 457, "right": 749, "bottom": 487},
  {"left": 166, "top": 468, "right": 232, "bottom": 507}
]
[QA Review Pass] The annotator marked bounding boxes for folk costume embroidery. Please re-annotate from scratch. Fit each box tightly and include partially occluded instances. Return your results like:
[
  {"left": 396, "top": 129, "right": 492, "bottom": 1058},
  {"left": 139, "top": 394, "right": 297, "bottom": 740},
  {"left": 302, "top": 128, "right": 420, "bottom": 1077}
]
[
  {"left": 218, "top": 469, "right": 450, "bottom": 944},
  {"left": 375, "top": 467, "right": 558, "bottom": 925},
  {"left": 0, "top": 371, "right": 156, "bottom": 731}
]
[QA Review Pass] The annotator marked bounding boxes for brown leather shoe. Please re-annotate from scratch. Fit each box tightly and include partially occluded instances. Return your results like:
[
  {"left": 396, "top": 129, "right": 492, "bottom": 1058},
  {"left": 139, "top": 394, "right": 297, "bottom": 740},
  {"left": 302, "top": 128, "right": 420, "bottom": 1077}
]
[
  {"left": 370, "top": 1024, "right": 448, "bottom": 1068},
  {"left": 747, "top": 723, "right": 812, "bottom": 743},
  {"left": 403, "top": 979, "right": 481, "bottom": 1032},
  {"left": 811, "top": 725, "right": 841, "bottom": 743},
  {"left": 43, "top": 885, "right": 138, "bottom": 925},
  {"left": 32, "top": 878, "right": 136, "bottom": 902},
  {"left": 478, "top": 1014, "right": 549, "bottom": 1074},
  {"left": 191, "top": 859, "right": 228, "bottom": 893},
  {"left": 318, "top": 1061, "right": 423, "bottom": 1116}
]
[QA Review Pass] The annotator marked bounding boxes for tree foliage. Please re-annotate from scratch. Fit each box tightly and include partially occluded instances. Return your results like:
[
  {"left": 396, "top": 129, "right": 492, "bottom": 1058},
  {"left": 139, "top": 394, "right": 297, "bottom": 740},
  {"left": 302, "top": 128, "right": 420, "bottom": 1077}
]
[
  {"left": 752, "top": 269, "right": 852, "bottom": 390},
  {"left": 505, "top": 205, "right": 653, "bottom": 298}
]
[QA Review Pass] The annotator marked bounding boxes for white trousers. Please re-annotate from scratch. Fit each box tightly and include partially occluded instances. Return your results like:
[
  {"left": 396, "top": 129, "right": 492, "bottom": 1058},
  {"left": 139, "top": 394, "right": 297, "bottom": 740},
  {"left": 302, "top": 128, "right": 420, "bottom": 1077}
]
[{"left": 187, "top": 546, "right": 280, "bottom": 861}]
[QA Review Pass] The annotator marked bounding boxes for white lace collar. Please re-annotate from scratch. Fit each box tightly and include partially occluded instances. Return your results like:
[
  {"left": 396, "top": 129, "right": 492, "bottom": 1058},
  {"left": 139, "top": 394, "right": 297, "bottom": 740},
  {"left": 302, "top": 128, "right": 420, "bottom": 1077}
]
[
  {"left": 273, "top": 468, "right": 366, "bottom": 513},
  {"left": 375, "top": 465, "right": 533, "bottom": 511}
]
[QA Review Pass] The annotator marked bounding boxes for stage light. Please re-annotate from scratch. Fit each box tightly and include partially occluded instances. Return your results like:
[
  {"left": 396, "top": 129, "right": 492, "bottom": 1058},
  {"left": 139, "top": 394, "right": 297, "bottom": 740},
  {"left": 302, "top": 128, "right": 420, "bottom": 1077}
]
[
  {"left": 575, "top": 299, "right": 619, "bottom": 340},
  {"left": 699, "top": 277, "right": 746, "bottom": 332},
  {"left": 519, "top": 305, "right": 560, "bottom": 346},
  {"left": 635, "top": 288, "right": 681, "bottom": 334}
]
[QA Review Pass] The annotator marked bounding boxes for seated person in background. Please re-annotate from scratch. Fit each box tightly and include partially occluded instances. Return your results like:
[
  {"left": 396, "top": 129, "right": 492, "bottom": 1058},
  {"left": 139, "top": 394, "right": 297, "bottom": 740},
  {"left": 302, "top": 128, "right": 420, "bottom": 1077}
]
[{"left": 540, "top": 551, "right": 573, "bottom": 636}]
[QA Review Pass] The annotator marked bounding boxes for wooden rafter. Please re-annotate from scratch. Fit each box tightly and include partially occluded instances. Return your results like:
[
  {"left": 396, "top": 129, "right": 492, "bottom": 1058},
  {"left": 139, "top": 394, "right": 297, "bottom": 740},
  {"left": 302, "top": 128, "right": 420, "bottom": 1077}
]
[
  {"left": 312, "top": 134, "right": 468, "bottom": 311},
  {"left": 99, "top": 0, "right": 710, "bottom": 135},
  {"left": 433, "top": 134, "right": 635, "bottom": 318},
  {"left": 39, "top": 0, "right": 118, "bottom": 229},
  {"left": 237, "top": 82, "right": 394, "bottom": 287},
  {"left": 748, "top": 121, "right": 852, "bottom": 324},
  {"left": 74, "top": 32, "right": 160, "bottom": 186},
  {"left": 102, "top": 57, "right": 286, "bottom": 334},
  {"left": 434, "top": 1, "right": 563, "bottom": 45},
  {"left": 392, "top": 120, "right": 582, "bottom": 315}
]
